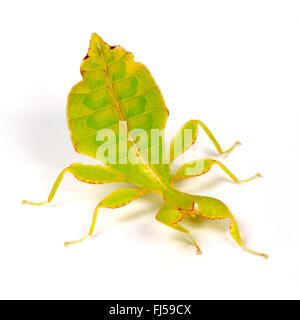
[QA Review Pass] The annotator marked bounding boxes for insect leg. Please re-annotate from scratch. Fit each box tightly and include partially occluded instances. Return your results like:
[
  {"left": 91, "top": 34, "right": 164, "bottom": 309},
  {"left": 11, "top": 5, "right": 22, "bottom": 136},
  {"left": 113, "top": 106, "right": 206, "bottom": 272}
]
[
  {"left": 169, "top": 120, "right": 241, "bottom": 163},
  {"left": 22, "top": 167, "right": 70, "bottom": 206},
  {"left": 22, "top": 163, "right": 126, "bottom": 206},
  {"left": 173, "top": 159, "right": 261, "bottom": 183},
  {"left": 193, "top": 120, "right": 241, "bottom": 155},
  {"left": 211, "top": 160, "right": 261, "bottom": 183},
  {"left": 193, "top": 195, "right": 269, "bottom": 259},
  {"left": 64, "top": 188, "right": 147, "bottom": 246},
  {"left": 64, "top": 200, "right": 102, "bottom": 246},
  {"left": 155, "top": 204, "right": 202, "bottom": 255}
]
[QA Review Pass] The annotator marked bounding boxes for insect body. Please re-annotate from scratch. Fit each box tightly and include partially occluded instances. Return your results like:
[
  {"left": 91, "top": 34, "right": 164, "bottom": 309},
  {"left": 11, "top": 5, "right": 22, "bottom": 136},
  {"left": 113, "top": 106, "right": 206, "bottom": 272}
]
[{"left": 23, "top": 33, "right": 267, "bottom": 258}]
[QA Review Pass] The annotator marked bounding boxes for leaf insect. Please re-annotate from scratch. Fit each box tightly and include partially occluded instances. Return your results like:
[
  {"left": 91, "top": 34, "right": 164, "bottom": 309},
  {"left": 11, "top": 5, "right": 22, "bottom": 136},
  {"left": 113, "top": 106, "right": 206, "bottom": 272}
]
[{"left": 23, "top": 34, "right": 268, "bottom": 258}]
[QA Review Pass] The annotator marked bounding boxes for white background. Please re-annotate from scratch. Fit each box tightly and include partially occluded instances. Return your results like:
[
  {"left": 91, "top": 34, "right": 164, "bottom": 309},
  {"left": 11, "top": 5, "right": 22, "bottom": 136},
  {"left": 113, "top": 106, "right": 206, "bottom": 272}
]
[{"left": 1, "top": 0, "right": 299, "bottom": 299}]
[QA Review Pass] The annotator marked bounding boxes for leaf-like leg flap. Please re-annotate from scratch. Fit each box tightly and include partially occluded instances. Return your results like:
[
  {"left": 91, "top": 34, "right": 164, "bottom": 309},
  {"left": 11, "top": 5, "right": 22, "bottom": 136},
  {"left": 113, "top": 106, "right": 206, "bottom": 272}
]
[
  {"left": 193, "top": 196, "right": 268, "bottom": 259},
  {"left": 22, "top": 163, "right": 127, "bottom": 206},
  {"left": 155, "top": 204, "right": 202, "bottom": 255},
  {"left": 64, "top": 188, "right": 147, "bottom": 246},
  {"left": 169, "top": 120, "right": 241, "bottom": 163},
  {"left": 173, "top": 159, "right": 262, "bottom": 183}
]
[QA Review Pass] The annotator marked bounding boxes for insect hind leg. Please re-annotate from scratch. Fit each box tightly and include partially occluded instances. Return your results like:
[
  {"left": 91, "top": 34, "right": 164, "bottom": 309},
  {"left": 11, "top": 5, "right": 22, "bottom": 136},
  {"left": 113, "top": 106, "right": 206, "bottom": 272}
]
[{"left": 194, "top": 119, "right": 241, "bottom": 155}]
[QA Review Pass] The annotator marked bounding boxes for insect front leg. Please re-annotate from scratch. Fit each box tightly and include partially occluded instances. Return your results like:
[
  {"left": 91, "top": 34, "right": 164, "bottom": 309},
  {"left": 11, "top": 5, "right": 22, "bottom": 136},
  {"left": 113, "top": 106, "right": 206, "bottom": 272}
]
[
  {"left": 22, "top": 163, "right": 127, "bottom": 206},
  {"left": 193, "top": 195, "right": 268, "bottom": 259},
  {"left": 155, "top": 204, "right": 202, "bottom": 255}
]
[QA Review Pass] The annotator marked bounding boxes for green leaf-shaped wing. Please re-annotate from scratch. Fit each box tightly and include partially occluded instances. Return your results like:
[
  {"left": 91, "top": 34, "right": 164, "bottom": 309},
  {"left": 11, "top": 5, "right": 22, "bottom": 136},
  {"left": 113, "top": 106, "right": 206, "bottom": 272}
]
[{"left": 67, "top": 34, "right": 170, "bottom": 192}]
